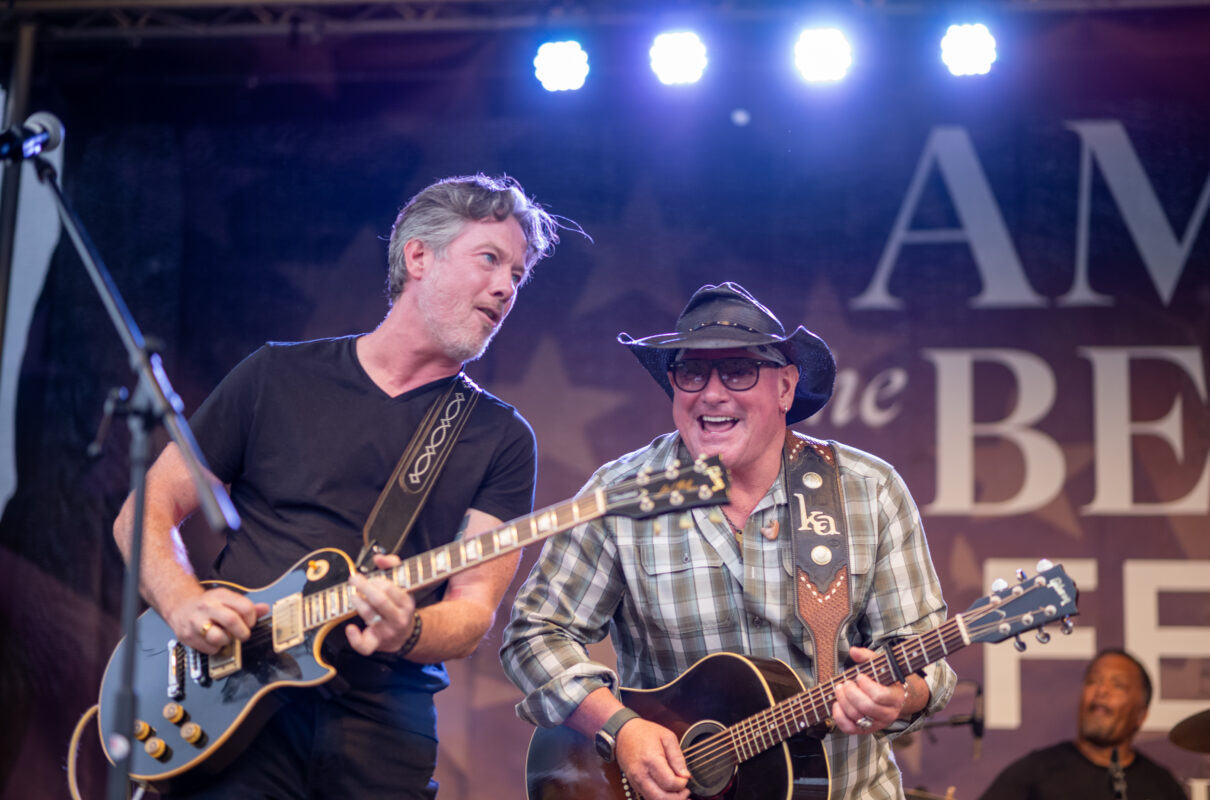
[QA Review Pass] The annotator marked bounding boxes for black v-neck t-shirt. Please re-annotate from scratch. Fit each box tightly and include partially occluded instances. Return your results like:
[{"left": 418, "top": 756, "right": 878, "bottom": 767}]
[
  {"left": 193, "top": 336, "right": 536, "bottom": 591},
  {"left": 190, "top": 336, "right": 536, "bottom": 694}
]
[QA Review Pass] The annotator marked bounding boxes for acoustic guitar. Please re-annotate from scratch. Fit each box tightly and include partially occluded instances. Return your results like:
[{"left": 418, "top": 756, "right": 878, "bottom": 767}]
[{"left": 526, "top": 561, "right": 1079, "bottom": 800}]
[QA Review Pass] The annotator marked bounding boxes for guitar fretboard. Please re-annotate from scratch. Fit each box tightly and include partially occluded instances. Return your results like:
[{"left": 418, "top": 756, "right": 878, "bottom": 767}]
[
  {"left": 737, "top": 617, "right": 965, "bottom": 755},
  {"left": 301, "top": 489, "right": 607, "bottom": 631}
]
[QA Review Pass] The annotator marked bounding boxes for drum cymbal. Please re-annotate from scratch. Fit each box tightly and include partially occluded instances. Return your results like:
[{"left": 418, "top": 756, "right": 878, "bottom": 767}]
[{"left": 1170, "top": 707, "right": 1210, "bottom": 754}]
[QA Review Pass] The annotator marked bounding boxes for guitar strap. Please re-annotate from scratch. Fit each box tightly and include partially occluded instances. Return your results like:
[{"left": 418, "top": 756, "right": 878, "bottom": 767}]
[
  {"left": 784, "top": 430, "right": 854, "bottom": 684},
  {"left": 354, "top": 372, "right": 481, "bottom": 572}
]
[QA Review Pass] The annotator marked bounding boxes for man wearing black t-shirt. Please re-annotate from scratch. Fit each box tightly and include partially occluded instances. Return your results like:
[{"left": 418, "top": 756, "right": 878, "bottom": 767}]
[
  {"left": 978, "top": 649, "right": 1187, "bottom": 800},
  {"left": 112, "top": 174, "right": 562, "bottom": 798}
]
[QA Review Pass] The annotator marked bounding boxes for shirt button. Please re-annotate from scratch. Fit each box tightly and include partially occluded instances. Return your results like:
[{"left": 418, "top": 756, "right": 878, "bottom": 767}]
[{"left": 752, "top": 616, "right": 763, "bottom": 627}]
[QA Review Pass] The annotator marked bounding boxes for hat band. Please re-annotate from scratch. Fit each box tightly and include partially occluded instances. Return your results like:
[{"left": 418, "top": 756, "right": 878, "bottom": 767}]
[{"left": 685, "top": 320, "right": 771, "bottom": 336}]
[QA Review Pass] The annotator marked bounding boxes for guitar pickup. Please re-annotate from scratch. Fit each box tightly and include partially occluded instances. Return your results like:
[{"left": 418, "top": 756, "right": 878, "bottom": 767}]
[
  {"left": 208, "top": 640, "right": 241, "bottom": 679},
  {"left": 273, "top": 593, "right": 304, "bottom": 651}
]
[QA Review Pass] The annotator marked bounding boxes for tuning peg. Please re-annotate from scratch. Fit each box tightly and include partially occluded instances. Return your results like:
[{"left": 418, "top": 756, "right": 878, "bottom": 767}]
[
  {"left": 1061, "top": 616, "right": 1075, "bottom": 635},
  {"left": 1036, "top": 558, "right": 1054, "bottom": 572},
  {"left": 1013, "top": 635, "right": 1027, "bottom": 652},
  {"left": 990, "top": 578, "right": 1008, "bottom": 593},
  {"left": 1015, "top": 568, "right": 1027, "bottom": 581},
  {"left": 1035, "top": 629, "right": 1051, "bottom": 644}
]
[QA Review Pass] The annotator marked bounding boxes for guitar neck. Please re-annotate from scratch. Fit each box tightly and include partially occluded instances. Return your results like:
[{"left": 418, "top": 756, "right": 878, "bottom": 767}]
[
  {"left": 697, "top": 563, "right": 1076, "bottom": 764},
  {"left": 733, "top": 617, "right": 968, "bottom": 751},
  {"left": 303, "top": 490, "right": 607, "bottom": 631},
  {"left": 392, "top": 491, "right": 608, "bottom": 591},
  {"left": 285, "top": 455, "right": 728, "bottom": 638}
]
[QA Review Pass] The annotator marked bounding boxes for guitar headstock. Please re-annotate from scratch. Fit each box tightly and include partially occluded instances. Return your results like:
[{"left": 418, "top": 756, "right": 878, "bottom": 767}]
[
  {"left": 604, "top": 455, "right": 730, "bottom": 520},
  {"left": 962, "top": 560, "right": 1079, "bottom": 648}
]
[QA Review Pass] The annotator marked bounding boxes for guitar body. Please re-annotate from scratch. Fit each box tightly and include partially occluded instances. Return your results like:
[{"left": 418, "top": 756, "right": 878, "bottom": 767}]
[
  {"left": 97, "top": 548, "right": 353, "bottom": 792},
  {"left": 526, "top": 652, "right": 830, "bottom": 800}
]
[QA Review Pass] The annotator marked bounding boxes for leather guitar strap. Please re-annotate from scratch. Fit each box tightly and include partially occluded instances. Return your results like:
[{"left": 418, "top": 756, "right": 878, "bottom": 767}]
[
  {"left": 785, "top": 430, "right": 854, "bottom": 683},
  {"left": 354, "top": 373, "right": 481, "bottom": 572}
]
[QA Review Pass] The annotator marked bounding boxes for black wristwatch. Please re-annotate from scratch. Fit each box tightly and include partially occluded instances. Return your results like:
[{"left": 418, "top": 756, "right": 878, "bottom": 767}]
[{"left": 594, "top": 708, "right": 641, "bottom": 762}]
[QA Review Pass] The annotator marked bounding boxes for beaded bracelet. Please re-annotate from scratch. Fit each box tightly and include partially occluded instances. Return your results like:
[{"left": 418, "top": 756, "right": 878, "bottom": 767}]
[{"left": 399, "top": 611, "right": 423, "bottom": 657}]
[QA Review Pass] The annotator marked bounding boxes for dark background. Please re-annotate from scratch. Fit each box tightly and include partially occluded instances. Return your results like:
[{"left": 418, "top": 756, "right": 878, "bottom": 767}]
[{"left": 1, "top": 5, "right": 1208, "bottom": 798}]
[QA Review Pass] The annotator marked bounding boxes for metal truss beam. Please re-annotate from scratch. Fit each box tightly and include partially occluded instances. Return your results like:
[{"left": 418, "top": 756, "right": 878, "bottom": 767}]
[{"left": 2, "top": 0, "right": 1210, "bottom": 42}]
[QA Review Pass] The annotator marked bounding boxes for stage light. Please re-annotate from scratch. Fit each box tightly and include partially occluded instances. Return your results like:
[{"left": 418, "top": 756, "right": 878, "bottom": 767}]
[
  {"left": 794, "top": 28, "right": 853, "bottom": 83},
  {"left": 649, "top": 31, "right": 708, "bottom": 85},
  {"left": 941, "top": 24, "right": 997, "bottom": 76},
  {"left": 534, "top": 40, "right": 589, "bottom": 91}
]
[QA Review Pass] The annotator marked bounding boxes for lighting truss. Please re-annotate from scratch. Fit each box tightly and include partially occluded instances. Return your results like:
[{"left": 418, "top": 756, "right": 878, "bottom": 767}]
[{"left": 2, "top": 0, "right": 1209, "bottom": 42}]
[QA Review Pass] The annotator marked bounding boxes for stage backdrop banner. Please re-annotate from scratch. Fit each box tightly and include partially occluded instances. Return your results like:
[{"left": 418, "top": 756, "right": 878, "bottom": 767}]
[{"left": 0, "top": 8, "right": 1207, "bottom": 800}]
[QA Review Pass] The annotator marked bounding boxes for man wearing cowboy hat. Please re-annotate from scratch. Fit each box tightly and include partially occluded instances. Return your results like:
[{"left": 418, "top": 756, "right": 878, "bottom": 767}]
[{"left": 502, "top": 282, "right": 956, "bottom": 800}]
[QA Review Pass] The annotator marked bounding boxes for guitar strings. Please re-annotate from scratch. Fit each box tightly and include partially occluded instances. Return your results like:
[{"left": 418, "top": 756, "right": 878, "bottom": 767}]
[
  {"left": 678, "top": 581, "right": 1058, "bottom": 778},
  {"left": 181, "top": 463, "right": 724, "bottom": 676}
]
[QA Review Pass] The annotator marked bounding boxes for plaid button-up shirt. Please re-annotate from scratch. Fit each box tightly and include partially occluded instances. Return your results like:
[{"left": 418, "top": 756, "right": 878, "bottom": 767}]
[{"left": 501, "top": 431, "right": 957, "bottom": 800}]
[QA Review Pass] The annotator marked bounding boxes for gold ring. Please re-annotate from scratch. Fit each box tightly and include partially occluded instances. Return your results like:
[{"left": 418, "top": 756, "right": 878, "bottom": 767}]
[{"left": 201, "top": 621, "right": 213, "bottom": 635}]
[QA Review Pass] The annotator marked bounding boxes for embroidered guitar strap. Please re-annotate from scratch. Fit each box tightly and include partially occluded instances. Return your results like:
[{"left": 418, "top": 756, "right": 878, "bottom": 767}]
[
  {"left": 355, "top": 373, "right": 481, "bottom": 572},
  {"left": 784, "top": 430, "right": 854, "bottom": 683}
]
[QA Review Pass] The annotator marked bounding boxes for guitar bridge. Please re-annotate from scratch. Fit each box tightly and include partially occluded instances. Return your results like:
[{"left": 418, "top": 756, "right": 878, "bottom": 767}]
[
  {"left": 187, "top": 648, "right": 211, "bottom": 686},
  {"left": 273, "top": 593, "right": 305, "bottom": 651},
  {"left": 167, "top": 639, "right": 184, "bottom": 700}
]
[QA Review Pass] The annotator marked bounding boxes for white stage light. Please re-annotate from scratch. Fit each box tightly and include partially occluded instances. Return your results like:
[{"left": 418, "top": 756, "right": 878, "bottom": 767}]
[
  {"left": 649, "top": 31, "right": 708, "bottom": 85},
  {"left": 941, "top": 24, "right": 997, "bottom": 76},
  {"left": 534, "top": 40, "right": 589, "bottom": 91},
  {"left": 794, "top": 28, "right": 853, "bottom": 83}
]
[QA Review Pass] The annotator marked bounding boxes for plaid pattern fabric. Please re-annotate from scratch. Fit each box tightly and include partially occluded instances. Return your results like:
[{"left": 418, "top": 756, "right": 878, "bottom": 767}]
[{"left": 501, "top": 432, "right": 957, "bottom": 800}]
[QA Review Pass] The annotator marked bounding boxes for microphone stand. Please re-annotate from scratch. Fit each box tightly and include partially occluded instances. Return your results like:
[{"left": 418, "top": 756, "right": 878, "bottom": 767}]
[
  {"left": 914, "top": 681, "right": 983, "bottom": 759},
  {"left": 27, "top": 151, "right": 241, "bottom": 800}
]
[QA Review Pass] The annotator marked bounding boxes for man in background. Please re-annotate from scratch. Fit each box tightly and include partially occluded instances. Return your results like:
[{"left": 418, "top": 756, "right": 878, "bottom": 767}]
[{"left": 978, "top": 649, "right": 1187, "bottom": 800}]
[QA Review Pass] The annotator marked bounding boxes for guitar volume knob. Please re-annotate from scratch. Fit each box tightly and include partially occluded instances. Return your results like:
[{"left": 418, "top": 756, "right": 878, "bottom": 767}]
[
  {"left": 163, "top": 702, "right": 186, "bottom": 724},
  {"left": 144, "top": 737, "right": 171, "bottom": 761},
  {"left": 132, "top": 720, "right": 152, "bottom": 741},
  {"left": 180, "top": 722, "right": 204, "bottom": 744}
]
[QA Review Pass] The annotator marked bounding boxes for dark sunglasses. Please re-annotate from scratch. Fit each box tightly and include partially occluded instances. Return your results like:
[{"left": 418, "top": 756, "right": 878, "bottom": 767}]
[{"left": 668, "top": 358, "right": 782, "bottom": 393}]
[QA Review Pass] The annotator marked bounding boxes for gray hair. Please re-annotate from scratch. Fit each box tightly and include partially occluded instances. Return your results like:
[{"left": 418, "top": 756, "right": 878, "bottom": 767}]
[{"left": 386, "top": 174, "right": 560, "bottom": 305}]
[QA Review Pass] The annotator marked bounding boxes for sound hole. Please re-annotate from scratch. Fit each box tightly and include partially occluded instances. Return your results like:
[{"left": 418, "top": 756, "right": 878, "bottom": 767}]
[{"left": 681, "top": 720, "right": 736, "bottom": 798}]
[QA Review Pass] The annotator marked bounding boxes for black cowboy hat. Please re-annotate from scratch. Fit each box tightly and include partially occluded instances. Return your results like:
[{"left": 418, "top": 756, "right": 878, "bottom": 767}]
[{"left": 617, "top": 282, "right": 836, "bottom": 423}]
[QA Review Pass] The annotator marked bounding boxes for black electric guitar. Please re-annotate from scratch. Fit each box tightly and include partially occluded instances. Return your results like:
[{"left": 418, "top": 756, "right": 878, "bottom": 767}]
[
  {"left": 98, "top": 456, "right": 729, "bottom": 792},
  {"left": 526, "top": 561, "right": 1079, "bottom": 800}
]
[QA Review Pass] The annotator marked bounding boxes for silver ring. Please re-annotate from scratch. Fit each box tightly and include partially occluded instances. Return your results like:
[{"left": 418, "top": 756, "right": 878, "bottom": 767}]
[
  {"left": 368, "top": 614, "right": 383, "bottom": 626},
  {"left": 856, "top": 716, "right": 873, "bottom": 730}
]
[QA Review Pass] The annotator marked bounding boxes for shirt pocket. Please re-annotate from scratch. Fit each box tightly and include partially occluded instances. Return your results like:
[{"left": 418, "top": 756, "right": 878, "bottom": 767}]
[{"left": 633, "top": 534, "right": 737, "bottom": 636}]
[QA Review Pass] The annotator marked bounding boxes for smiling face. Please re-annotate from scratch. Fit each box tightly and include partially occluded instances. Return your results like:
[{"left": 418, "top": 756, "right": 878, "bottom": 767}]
[
  {"left": 670, "top": 347, "right": 798, "bottom": 479},
  {"left": 1078, "top": 653, "right": 1150, "bottom": 749},
  {"left": 412, "top": 215, "right": 529, "bottom": 363}
]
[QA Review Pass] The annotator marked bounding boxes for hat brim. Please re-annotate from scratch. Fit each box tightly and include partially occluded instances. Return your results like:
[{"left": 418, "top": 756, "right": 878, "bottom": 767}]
[{"left": 618, "top": 325, "right": 835, "bottom": 424}]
